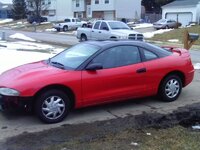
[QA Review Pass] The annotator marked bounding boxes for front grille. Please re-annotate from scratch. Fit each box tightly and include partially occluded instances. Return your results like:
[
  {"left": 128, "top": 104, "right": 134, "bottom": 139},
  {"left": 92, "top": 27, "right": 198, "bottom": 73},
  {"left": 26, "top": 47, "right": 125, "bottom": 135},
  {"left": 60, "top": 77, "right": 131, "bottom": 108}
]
[{"left": 129, "top": 34, "right": 144, "bottom": 41}]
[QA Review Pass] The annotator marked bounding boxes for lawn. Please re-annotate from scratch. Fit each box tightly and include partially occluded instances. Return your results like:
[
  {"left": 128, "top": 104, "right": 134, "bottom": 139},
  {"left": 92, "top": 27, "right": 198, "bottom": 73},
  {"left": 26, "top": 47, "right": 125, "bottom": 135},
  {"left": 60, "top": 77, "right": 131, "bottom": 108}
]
[
  {"left": 149, "top": 25, "right": 200, "bottom": 45},
  {"left": 44, "top": 126, "right": 200, "bottom": 150}
]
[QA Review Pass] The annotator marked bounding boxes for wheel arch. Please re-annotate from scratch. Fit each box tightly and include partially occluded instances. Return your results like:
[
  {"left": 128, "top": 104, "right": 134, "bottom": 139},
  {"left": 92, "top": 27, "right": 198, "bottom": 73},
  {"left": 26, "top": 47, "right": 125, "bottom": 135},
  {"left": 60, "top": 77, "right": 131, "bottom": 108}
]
[
  {"left": 34, "top": 84, "right": 76, "bottom": 110},
  {"left": 159, "top": 70, "right": 185, "bottom": 90}
]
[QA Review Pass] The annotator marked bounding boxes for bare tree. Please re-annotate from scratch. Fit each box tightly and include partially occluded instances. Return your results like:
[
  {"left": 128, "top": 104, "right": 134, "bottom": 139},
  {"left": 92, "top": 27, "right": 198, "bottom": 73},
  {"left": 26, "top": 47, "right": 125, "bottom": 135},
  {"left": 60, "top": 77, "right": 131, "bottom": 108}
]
[{"left": 27, "top": 0, "right": 50, "bottom": 17}]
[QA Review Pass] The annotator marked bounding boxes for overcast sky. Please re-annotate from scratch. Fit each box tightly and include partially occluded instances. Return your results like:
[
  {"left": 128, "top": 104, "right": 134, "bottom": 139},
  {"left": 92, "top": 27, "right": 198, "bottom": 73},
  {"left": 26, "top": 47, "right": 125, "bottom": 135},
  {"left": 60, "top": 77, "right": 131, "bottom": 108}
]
[{"left": 0, "top": 0, "right": 12, "bottom": 4}]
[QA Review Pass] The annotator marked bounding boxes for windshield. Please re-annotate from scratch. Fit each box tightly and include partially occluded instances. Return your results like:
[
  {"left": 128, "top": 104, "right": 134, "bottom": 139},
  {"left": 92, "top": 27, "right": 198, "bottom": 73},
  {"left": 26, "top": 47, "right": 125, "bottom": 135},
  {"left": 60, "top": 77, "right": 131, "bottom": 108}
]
[
  {"left": 49, "top": 43, "right": 100, "bottom": 70},
  {"left": 108, "top": 22, "right": 130, "bottom": 30}
]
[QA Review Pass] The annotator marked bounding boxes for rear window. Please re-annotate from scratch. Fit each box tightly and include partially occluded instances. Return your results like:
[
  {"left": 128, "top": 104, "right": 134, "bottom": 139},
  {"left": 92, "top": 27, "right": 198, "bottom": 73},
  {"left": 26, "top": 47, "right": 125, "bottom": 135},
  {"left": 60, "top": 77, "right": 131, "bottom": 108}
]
[{"left": 146, "top": 43, "right": 172, "bottom": 55}]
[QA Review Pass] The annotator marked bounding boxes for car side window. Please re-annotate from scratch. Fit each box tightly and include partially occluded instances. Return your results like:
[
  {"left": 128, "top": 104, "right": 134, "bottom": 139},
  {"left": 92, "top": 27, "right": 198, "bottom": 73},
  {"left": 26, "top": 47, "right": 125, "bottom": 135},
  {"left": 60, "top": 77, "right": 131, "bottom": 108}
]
[
  {"left": 100, "top": 22, "right": 109, "bottom": 30},
  {"left": 72, "top": 19, "right": 75, "bottom": 22},
  {"left": 94, "top": 21, "right": 101, "bottom": 29},
  {"left": 90, "top": 46, "right": 141, "bottom": 69},
  {"left": 64, "top": 19, "right": 70, "bottom": 22},
  {"left": 142, "top": 49, "right": 158, "bottom": 61}
]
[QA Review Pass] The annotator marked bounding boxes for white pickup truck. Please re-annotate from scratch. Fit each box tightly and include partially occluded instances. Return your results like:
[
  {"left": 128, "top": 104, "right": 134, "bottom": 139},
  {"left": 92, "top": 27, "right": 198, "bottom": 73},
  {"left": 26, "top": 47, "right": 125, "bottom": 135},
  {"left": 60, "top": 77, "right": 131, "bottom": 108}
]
[
  {"left": 53, "top": 18, "right": 87, "bottom": 32},
  {"left": 77, "top": 20, "right": 144, "bottom": 41}
]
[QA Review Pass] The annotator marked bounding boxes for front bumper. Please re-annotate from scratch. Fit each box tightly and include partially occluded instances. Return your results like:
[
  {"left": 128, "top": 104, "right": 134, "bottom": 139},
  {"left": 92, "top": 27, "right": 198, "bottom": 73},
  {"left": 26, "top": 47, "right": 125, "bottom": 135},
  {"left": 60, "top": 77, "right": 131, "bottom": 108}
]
[{"left": 0, "top": 95, "right": 33, "bottom": 111}]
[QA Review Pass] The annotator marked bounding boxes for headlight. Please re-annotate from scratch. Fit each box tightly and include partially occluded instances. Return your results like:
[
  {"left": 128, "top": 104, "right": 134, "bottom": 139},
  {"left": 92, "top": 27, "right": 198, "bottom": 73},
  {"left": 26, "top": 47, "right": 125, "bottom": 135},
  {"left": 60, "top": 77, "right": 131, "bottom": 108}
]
[{"left": 0, "top": 88, "right": 20, "bottom": 96}]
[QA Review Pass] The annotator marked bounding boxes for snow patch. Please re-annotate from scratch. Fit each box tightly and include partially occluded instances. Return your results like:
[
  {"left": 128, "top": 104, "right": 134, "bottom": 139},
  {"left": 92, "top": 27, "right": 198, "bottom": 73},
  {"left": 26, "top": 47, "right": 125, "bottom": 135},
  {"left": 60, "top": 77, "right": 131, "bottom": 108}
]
[
  {"left": 132, "top": 23, "right": 153, "bottom": 29},
  {"left": 194, "top": 63, "right": 200, "bottom": 70},
  {"left": 45, "top": 28, "right": 57, "bottom": 32},
  {"left": 143, "top": 29, "right": 173, "bottom": 38},
  {"left": 2, "top": 5, "right": 8, "bottom": 9},
  {"left": 0, "top": 41, "right": 65, "bottom": 74},
  {"left": 168, "top": 39, "right": 179, "bottom": 42},
  {"left": 10, "top": 33, "right": 36, "bottom": 42},
  {"left": 0, "top": 19, "right": 13, "bottom": 24}
]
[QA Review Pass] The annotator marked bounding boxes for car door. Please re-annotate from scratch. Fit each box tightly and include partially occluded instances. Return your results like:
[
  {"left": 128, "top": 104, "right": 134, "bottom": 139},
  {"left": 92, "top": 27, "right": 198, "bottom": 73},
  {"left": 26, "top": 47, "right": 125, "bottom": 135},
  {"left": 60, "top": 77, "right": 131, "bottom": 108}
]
[
  {"left": 91, "top": 21, "right": 101, "bottom": 40},
  {"left": 98, "top": 21, "right": 111, "bottom": 40},
  {"left": 81, "top": 45, "right": 147, "bottom": 106},
  {"left": 139, "top": 47, "right": 164, "bottom": 96},
  {"left": 76, "top": 18, "right": 82, "bottom": 28}
]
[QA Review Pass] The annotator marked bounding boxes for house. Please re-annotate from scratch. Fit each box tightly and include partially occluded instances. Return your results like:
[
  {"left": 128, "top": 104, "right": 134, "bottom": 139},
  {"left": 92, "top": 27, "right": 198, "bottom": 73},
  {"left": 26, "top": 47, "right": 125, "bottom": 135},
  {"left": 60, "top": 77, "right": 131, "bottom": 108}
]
[
  {"left": 26, "top": 0, "right": 73, "bottom": 21},
  {"left": 162, "top": 0, "right": 200, "bottom": 26},
  {"left": 0, "top": 2, "right": 12, "bottom": 18},
  {"left": 72, "top": 0, "right": 141, "bottom": 20}
]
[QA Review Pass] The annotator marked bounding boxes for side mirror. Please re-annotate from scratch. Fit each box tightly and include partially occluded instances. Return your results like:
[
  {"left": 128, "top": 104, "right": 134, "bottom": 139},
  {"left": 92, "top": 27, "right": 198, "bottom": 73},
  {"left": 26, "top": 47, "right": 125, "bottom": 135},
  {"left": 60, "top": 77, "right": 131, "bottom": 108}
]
[{"left": 86, "top": 63, "right": 103, "bottom": 71}]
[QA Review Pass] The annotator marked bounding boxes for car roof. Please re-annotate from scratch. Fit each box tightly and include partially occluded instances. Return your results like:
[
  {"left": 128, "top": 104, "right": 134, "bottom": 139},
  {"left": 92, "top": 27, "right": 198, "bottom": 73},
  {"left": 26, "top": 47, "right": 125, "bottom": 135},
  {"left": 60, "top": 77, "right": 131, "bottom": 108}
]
[
  {"left": 83, "top": 40, "right": 171, "bottom": 57},
  {"left": 84, "top": 40, "right": 148, "bottom": 48}
]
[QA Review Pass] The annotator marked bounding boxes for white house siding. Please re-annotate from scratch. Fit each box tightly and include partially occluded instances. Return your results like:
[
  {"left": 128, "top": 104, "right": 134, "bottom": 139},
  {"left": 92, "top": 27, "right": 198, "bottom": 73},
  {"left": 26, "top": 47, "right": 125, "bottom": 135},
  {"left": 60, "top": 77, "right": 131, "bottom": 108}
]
[
  {"left": 196, "top": 3, "right": 200, "bottom": 24},
  {"left": 115, "top": 0, "right": 141, "bottom": 20},
  {"left": 162, "top": 6, "right": 197, "bottom": 26},
  {"left": 91, "top": 0, "right": 115, "bottom": 11},
  {"left": 73, "top": 0, "right": 85, "bottom": 12},
  {"left": 46, "top": 0, "right": 73, "bottom": 21}
]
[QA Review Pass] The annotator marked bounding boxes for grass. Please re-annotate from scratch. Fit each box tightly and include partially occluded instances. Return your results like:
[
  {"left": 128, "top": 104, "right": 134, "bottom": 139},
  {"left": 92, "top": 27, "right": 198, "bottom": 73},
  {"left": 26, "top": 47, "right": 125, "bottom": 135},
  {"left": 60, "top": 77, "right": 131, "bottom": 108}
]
[
  {"left": 44, "top": 126, "right": 200, "bottom": 150},
  {"left": 149, "top": 25, "right": 200, "bottom": 45}
]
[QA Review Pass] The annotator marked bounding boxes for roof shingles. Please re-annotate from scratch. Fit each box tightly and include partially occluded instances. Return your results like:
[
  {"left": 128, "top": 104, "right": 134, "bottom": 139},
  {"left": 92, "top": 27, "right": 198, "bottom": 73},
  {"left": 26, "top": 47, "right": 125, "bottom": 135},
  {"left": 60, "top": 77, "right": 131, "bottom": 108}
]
[{"left": 162, "top": 0, "right": 200, "bottom": 8}]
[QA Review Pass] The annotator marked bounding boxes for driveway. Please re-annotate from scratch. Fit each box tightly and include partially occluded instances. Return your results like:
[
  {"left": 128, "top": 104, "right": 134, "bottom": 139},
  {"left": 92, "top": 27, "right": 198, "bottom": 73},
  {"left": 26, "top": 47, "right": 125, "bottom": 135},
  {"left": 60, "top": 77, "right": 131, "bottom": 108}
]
[{"left": 0, "top": 50, "right": 199, "bottom": 141}]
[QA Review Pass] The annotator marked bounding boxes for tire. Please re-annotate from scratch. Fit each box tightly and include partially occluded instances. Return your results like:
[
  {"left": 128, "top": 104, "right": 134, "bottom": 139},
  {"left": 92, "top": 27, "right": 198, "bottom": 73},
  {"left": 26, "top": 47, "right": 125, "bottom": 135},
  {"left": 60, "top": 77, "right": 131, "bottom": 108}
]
[
  {"left": 158, "top": 75, "right": 182, "bottom": 102},
  {"left": 35, "top": 89, "right": 71, "bottom": 123},
  {"left": 80, "top": 34, "right": 87, "bottom": 42},
  {"left": 63, "top": 26, "right": 68, "bottom": 32},
  {"left": 165, "top": 25, "right": 169, "bottom": 29}
]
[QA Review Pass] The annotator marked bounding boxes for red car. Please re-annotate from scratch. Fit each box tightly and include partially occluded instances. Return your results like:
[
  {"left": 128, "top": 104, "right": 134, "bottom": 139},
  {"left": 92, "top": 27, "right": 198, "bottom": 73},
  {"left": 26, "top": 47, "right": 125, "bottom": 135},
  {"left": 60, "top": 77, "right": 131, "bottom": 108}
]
[{"left": 0, "top": 41, "right": 194, "bottom": 123}]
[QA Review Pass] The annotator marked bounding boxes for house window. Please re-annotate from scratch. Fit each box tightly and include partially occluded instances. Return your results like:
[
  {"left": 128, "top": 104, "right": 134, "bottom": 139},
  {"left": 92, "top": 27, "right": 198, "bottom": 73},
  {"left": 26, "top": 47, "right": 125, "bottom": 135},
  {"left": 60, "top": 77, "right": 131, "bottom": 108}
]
[
  {"left": 105, "top": 0, "right": 109, "bottom": 4},
  {"left": 76, "top": 0, "right": 80, "bottom": 7},
  {"left": 95, "top": 0, "right": 99, "bottom": 4},
  {"left": 42, "top": 0, "right": 45, "bottom": 5},
  {"left": 48, "top": 0, "right": 51, "bottom": 5}
]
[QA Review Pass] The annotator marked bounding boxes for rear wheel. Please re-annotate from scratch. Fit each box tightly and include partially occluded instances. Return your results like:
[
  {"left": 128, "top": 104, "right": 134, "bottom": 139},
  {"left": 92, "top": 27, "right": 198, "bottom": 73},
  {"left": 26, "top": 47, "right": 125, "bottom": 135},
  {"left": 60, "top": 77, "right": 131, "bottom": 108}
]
[
  {"left": 35, "top": 89, "right": 71, "bottom": 123},
  {"left": 80, "top": 34, "right": 87, "bottom": 42},
  {"left": 159, "top": 75, "right": 182, "bottom": 102},
  {"left": 63, "top": 26, "right": 68, "bottom": 32},
  {"left": 165, "top": 25, "right": 169, "bottom": 29}
]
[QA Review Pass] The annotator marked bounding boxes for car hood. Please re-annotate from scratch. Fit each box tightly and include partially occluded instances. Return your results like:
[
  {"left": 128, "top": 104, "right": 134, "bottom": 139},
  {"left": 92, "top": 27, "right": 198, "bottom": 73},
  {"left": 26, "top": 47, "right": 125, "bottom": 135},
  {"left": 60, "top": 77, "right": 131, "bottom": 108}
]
[
  {"left": 0, "top": 61, "right": 68, "bottom": 88},
  {"left": 111, "top": 29, "right": 141, "bottom": 36}
]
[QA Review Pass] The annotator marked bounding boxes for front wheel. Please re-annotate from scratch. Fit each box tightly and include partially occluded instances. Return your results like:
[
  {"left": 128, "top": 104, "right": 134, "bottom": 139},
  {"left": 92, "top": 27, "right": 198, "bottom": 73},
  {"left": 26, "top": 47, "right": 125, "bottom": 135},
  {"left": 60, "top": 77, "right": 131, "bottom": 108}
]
[
  {"left": 63, "top": 26, "right": 68, "bottom": 32},
  {"left": 35, "top": 89, "right": 71, "bottom": 123},
  {"left": 158, "top": 75, "right": 182, "bottom": 102}
]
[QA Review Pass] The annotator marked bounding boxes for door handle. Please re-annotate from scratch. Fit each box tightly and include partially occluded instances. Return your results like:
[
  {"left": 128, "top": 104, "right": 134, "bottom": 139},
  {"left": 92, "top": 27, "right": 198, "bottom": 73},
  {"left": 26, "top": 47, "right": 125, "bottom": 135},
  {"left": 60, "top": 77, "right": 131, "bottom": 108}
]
[
  {"left": 136, "top": 68, "right": 146, "bottom": 73},
  {"left": 92, "top": 31, "right": 94, "bottom": 32}
]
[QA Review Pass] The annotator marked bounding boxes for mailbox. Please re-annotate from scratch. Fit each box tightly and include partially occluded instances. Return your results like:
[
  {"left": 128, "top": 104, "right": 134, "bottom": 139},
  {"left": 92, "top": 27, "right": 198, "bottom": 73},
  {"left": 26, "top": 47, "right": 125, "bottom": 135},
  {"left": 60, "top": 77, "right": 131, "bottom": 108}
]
[{"left": 189, "top": 33, "right": 199, "bottom": 41}]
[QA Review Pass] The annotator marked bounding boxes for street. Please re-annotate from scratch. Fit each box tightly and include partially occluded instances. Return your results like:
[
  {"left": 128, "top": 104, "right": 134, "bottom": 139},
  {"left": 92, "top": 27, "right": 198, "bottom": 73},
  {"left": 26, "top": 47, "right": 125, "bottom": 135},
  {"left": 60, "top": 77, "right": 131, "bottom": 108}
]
[{"left": 0, "top": 27, "right": 155, "bottom": 46}]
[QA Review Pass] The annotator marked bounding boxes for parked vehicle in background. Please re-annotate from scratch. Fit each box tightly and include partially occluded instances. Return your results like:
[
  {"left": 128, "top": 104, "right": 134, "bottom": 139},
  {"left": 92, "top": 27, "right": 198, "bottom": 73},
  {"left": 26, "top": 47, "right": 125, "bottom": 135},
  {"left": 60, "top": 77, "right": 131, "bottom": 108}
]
[
  {"left": 53, "top": 18, "right": 87, "bottom": 32},
  {"left": 77, "top": 20, "right": 144, "bottom": 41},
  {"left": 0, "top": 41, "right": 194, "bottom": 123},
  {"left": 153, "top": 19, "right": 181, "bottom": 29},
  {"left": 27, "top": 16, "right": 48, "bottom": 24}
]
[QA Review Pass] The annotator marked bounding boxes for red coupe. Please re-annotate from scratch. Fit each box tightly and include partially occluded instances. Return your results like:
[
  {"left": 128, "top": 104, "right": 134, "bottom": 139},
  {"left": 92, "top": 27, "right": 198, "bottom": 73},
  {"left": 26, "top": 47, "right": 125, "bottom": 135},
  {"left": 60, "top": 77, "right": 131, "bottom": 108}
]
[{"left": 0, "top": 41, "right": 194, "bottom": 123}]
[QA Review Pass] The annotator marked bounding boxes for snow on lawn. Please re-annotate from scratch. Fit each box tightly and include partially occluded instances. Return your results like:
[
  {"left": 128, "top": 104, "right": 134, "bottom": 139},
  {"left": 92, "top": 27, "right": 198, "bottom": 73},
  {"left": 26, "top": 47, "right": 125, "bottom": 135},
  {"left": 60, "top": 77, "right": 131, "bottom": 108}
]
[
  {"left": 0, "top": 49, "right": 54, "bottom": 74},
  {"left": 0, "top": 19, "right": 13, "bottom": 24},
  {"left": 45, "top": 28, "right": 57, "bottom": 32},
  {"left": 194, "top": 63, "right": 200, "bottom": 70},
  {"left": 10, "top": 33, "right": 36, "bottom": 42},
  {"left": 0, "top": 41, "right": 54, "bottom": 50},
  {"left": 132, "top": 23, "right": 153, "bottom": 29},
  {"left": 143, "top": 29, "right": 173, "bottom": 38},
  {"left": 168, "top": 39, "right": 179, "bottom": 42},
  {"left": 0, "top": 41, "right": 65, "bottom": 74}
]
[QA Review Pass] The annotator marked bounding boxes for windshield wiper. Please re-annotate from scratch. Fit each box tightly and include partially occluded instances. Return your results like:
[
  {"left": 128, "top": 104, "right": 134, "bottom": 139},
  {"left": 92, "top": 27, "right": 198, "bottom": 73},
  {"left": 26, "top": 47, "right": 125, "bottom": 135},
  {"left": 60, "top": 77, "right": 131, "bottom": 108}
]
[{"left": 51, "top": 61, "right": 65, "bottom": 69}]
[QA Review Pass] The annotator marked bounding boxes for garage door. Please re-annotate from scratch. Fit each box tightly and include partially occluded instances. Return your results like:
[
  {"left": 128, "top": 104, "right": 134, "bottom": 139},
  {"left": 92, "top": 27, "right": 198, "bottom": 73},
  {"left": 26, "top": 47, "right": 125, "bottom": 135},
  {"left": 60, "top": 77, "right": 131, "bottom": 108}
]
[
  {"left": 166, "top": 13, "right": 192, "bottom": 26},
  {"left": 104, "top": 11, "right": 114, "bottom": 20}
]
